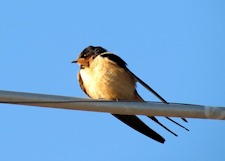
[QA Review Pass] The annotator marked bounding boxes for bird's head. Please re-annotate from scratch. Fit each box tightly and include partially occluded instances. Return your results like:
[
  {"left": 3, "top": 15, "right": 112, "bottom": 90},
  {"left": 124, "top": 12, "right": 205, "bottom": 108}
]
[{"left": 72, "top": 46, "right": 107, "bottom": 68}]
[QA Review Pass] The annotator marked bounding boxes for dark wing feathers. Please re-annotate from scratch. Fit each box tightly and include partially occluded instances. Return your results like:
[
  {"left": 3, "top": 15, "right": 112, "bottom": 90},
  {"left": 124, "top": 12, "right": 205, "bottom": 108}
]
[
  {"left": 100, "top": 53, "right": 127, "bottom": 69},
  {"left": 129, "top": 70, "right": 169, "bottom": 104}
]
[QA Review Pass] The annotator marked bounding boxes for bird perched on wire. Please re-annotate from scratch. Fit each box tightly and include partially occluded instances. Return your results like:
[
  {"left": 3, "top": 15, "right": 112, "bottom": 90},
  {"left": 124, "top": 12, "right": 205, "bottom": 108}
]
[{"left": 72, "top": 46, "right": 188, "bottom": 143}]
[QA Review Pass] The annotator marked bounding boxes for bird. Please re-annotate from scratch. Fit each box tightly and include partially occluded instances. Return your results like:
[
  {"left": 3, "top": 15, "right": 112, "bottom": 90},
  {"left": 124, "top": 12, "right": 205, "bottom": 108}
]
[{"left": 72, "top": 45, "right": 189, "bottom": 143}]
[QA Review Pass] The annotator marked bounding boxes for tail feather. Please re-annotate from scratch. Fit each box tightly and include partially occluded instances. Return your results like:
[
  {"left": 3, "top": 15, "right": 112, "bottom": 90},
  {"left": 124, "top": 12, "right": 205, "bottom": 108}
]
[
  {"left": 165, "top": 117, "right": 189, "bottom": 131},
  {"left": 112, "top": 114, "right": 165, "bottom": 143},
  {"left": 130, "top": 70, "right": 188, "bottom": 123},
  {"left": 148, "top": 116, "right": 178, "bottom": 136},
  {"left": 182, "top": 118, "right": 188, "bottom": 122},
  {"left": 135, "top": 91, "right": 189, "bottom": 132}
]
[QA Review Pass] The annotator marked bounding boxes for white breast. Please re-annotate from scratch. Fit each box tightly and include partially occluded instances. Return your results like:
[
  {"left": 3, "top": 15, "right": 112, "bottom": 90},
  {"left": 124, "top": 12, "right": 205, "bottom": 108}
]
[{"left": 79, "top": 55, "right": 136, "bottom": 100}]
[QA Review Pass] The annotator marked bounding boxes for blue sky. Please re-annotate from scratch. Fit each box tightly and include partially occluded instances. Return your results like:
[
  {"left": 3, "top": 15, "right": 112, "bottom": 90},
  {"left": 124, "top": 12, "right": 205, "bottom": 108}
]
[{"left": 0, "top": 0, "right": 225, "bottom": 161}]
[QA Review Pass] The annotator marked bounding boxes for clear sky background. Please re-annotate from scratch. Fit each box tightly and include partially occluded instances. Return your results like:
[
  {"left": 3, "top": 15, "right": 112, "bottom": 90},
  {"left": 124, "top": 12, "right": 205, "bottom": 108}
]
[{"left": 0, "top": 0, "right": 225, "bottom": 161}]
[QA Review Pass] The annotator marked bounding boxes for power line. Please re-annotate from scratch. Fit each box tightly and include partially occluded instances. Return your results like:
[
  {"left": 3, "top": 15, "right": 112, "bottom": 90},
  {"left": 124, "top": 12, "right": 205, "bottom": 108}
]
[{"left": 0, "top": 90, "right": 224, "bottom": 120}]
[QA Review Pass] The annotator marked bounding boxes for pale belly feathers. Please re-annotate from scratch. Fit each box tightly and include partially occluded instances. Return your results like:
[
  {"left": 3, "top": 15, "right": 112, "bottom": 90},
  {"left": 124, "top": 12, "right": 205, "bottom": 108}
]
[{"left": 79, "top": 56, "right": 137, "bottom": 100}]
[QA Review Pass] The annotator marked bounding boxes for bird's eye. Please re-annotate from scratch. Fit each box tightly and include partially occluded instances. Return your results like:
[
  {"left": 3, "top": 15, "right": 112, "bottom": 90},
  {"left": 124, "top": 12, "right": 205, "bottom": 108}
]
[
  {"left": 80, "top": 53, "right": 88, "bottom": 58},
  {"left": 82, "top": 52, "right": 92, "bottom": 58}
]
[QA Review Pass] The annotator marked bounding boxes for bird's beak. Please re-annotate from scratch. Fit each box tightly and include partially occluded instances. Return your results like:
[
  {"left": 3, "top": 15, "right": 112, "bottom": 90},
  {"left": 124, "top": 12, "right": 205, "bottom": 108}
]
[
  {"left": 72, "top": 58, "right": 88, "bottom": 66},
  {"left": 71, "top": 59, "right": 78, "bottom": 63}
]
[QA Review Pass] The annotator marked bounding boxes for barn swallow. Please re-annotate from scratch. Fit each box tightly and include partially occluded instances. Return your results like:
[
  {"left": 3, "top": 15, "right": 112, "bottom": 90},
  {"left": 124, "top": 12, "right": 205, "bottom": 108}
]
[{"left": 72, "top": 46, "right": 188, "bottom": 143}]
